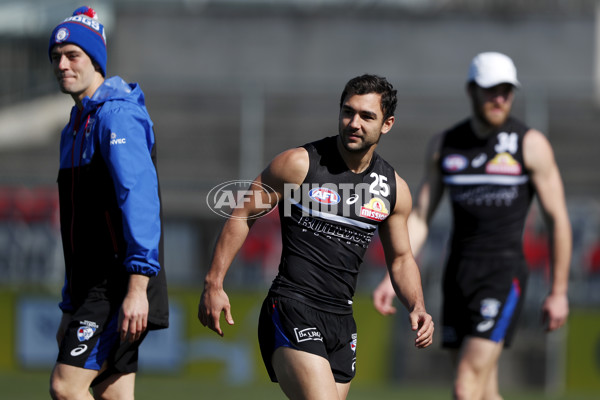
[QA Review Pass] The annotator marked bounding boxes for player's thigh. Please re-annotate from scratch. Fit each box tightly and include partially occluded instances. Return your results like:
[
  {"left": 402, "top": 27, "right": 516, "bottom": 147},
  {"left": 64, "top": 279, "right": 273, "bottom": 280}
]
[
  {"left": 272, "top": 346, "right": 340, "bottom": 400},
  {"left": 457, "top": 336, "right": 503, "bottom": 375},
  {"left": 336, "top": 380, "right": 351, "bottom": 400},
  {"left": 92, "top": 372, "right": 136, "bottom": 400},
  {"left": 50, "top": 362, "right": 98, "bottom": 399}
]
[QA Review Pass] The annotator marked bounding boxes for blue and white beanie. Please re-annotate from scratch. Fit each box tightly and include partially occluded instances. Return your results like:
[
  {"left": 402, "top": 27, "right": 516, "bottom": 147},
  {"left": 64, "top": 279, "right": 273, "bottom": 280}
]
[{"left": 48, "top": 6, "right": 107, "bottom": 76}]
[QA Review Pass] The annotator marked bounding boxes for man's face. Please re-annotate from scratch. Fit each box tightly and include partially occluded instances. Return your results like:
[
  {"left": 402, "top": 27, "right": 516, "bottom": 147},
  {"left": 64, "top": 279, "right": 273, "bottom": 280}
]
[
  {"left": 50, "top": 43, "right": 99, "bottom": 101},
  {"left": 470, "top": 83, "right": 515, "bottom": 128},
  {"left": 338, "top": 93, "right": 394, "bottom": 153}
]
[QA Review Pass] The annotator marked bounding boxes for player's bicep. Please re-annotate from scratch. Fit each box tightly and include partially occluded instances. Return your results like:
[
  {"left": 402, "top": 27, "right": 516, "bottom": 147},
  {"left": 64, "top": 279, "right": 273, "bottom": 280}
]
[
  {"left": 379, "top": 174, "right": 413, "bottom": 263},
  {"left": 523, "top": 130, "right": 566, "bottom": 217},
  {"left": 231, "top": 147, "right": 309, "bottom": 219}
]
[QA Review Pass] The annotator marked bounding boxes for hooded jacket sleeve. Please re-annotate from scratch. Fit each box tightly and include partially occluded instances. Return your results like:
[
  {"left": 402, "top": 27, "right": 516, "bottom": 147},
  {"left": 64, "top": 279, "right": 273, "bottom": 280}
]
[{"left": 97, "top": 103, "right": 161, "bottom": 277}]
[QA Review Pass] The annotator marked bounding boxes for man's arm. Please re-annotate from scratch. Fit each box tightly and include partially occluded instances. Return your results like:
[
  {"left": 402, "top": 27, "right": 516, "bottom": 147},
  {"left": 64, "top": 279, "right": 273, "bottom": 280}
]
[
  {"left": 373, "top": 133, "right": 445, "bottom": 315},
  {"left": 100, "top": 109, "right": 161, "bottom": 342},
  {"left": 120, "top": 274, "right": 149, "bottom": 343},
  {"left": 198, "top": 147, "right": 309, "bottom": 336},
  {"left": 378, "top": 173, "right": 434, "bottom": 348},
  {"left": 523, "top": 129, "right": 572, "bottom": 331}
]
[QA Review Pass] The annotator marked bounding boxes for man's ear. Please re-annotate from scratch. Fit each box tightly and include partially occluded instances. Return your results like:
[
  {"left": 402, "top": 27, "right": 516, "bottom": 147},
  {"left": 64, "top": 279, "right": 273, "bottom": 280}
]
[{"left": 381, "top": 116, "right": 395, "bottom": 135}]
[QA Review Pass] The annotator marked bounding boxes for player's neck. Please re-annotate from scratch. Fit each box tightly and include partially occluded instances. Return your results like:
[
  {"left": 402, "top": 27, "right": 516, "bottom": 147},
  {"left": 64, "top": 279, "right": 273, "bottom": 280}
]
[
  {"left": 336, "top": 138, "right": 375, "bottom": 174},
  {"left": 470, "top": 117, "right": 498, "bottom": 139}
]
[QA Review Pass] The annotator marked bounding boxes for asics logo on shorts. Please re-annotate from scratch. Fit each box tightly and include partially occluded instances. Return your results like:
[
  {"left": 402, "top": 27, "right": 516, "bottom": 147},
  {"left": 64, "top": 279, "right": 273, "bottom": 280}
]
[
  {"left": 70, "top": 344, "right": 88, "bottom": 357},
  {"left": 477, "top": 319, "right": 495, "bottom": 332},
  {"left": 294, "top": 327, "right": 322, "bottom": 342}
]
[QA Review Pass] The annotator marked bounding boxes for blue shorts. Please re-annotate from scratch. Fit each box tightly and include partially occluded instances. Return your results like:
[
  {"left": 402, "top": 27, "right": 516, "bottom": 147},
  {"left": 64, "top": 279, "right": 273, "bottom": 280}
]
[{"left": 258, "top": 295, "right": 357, "bottom": 383}]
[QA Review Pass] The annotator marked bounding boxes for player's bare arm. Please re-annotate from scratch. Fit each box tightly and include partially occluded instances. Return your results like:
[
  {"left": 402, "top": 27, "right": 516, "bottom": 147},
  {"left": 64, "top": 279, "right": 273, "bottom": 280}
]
[
  {"left": 523, "top": 129, "right": 571, "bottom": 331},
  {"left": 378, "top": 173, "right": 434, "bottom": 348},
  {"left": 198, "top": 147, "right": 309, "bottom": 336}
]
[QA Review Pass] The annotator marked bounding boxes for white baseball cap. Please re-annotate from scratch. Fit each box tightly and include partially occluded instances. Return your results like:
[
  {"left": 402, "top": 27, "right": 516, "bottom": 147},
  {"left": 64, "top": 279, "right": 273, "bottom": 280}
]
[{"left": 467, "top": 52, "right": 520, "bottom": 88}]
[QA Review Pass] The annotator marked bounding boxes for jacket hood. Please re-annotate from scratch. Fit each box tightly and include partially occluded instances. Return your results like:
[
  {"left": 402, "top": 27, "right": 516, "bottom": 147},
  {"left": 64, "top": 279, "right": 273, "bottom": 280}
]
[{"left": 82, "top": 76, "right": 145, "bottom": 110}]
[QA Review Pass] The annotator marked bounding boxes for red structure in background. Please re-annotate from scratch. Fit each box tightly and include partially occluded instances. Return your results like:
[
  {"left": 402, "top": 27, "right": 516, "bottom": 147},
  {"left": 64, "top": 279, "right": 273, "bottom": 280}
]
[
  {"left": 523, "top": 223, "right": 550, "bottom": 278},
  {"left": 239, "top": 209, "right": 282, "bottom": 279},
  {"left": 585, "top": 242, "right": 600, "bottom": 274},
  {"left": 0, "top": 186, "right": 59, "bottom": 225}
]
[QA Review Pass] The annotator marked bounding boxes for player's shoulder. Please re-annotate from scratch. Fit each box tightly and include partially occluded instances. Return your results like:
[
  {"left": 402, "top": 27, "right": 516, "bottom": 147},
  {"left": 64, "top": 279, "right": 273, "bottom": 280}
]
[
  {"left": 523, "top": 128, "right": 553, "bottom": 154},
  {"left": 523, "top": 128, "right": 556, "bottom": 170},
  {"left": 269, "top": 146, "right": 310, "bottom": 181}
]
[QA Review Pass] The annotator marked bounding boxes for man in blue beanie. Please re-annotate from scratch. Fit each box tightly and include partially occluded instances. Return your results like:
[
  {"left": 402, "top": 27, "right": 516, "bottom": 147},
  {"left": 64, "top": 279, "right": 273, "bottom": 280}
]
[{"left": 48, "top": 6, "right": 168, "bottom": 400}]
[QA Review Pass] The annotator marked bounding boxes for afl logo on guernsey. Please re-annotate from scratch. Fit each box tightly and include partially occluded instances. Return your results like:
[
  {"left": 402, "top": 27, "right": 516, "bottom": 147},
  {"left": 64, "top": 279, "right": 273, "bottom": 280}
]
[
  {"left": 309, "top": 187, "right": 341, "bottom": 205},
  {"left": 442, "top": 154, "right": 468, "bottom": 172}
]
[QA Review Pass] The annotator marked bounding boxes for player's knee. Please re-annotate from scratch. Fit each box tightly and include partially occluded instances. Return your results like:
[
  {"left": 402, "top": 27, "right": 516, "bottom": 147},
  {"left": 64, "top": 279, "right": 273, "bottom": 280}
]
[
  {"left": 49, "top": 376, "right": 87, "bottom": 400},
  {"left": 49, "top": 378, "right": 70, "bottom": 400},
  {"left": 453, "top": 370, "right": 480, "bottom": 400},
  {"left": 453, "top": 380, "right": 469, "bottom": 400},
  {"left": 481, "top": 389, "right": 503, "bottom": 400}
]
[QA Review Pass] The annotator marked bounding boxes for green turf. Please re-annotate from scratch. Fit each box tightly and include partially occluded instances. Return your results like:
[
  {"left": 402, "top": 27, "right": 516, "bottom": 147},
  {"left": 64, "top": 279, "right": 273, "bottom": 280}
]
[{"left": 2, "top": 370, "right": 598, "bottom": 400}]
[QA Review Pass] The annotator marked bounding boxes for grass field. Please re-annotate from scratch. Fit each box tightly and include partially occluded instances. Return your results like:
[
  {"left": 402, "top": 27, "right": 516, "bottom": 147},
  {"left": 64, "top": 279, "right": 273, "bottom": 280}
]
[{"left": 2, "top": 370, "right": 598, "bottom": 399}]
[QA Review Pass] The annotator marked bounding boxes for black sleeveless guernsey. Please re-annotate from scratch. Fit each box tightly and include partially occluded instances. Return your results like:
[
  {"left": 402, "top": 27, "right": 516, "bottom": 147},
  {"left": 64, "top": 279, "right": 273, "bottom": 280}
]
[
  {"left": 439, "top": 117, "right": 535, "bottom": 256},
  {"left": 269, "top": 136, "right": 397, "bottom": 314}
]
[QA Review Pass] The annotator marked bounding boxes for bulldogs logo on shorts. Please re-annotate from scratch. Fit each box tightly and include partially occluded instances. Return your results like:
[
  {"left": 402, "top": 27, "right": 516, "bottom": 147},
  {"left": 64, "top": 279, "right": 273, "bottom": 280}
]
[
  {"left": 477, "top": 298, "right": 502, "bottom": 332},
  {"left": 76, "top": 320, "right": 99, "bottom": 342},
  {"left": 77, "top": 325, "right": 96, "bottom": 341},
  {"left": 480, "top": 298, "right": 501, "bottom": 318}
]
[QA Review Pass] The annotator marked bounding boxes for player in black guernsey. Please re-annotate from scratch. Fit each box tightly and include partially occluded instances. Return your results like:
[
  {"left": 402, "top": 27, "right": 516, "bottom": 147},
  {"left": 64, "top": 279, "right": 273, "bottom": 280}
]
[
  {"left": 271, "top": 135, "right": 398, "bottom": 314},
  {"left": 199, "top": 75, "right": 434, "bottom": 400},
  {"left": 373, "top": 52, "right": 572, "bottom": 400}
]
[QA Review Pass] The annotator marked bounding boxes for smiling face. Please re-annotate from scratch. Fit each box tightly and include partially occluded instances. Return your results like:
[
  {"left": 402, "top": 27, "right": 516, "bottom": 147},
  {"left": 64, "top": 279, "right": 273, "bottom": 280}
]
[
  {"left": 469, "top": 83, "right": 515, "bottom": 129},
  {"left": 338, "top": 93, "right": 395, "bottom": 154},
  {"left": 50, "top": 43, "right": 103, "bottom": 105}
]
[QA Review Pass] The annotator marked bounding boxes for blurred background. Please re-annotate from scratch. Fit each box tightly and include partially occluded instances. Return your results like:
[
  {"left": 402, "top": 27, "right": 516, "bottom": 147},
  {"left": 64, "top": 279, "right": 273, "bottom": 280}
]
[{"left": 1, "top": 0, "right": 599, "bottom": 398}]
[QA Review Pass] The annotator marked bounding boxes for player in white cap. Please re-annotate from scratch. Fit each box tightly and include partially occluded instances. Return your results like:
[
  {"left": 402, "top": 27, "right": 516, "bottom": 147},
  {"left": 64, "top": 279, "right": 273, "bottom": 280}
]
[{"left": 373, "top": 52, "right": 571, "bottom": 399}]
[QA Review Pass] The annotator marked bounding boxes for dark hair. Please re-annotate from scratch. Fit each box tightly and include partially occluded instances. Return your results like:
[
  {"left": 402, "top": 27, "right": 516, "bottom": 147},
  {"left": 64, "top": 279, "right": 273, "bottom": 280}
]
[{"left": 340, "top": 74, "right": 398, "bottom": 121}]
